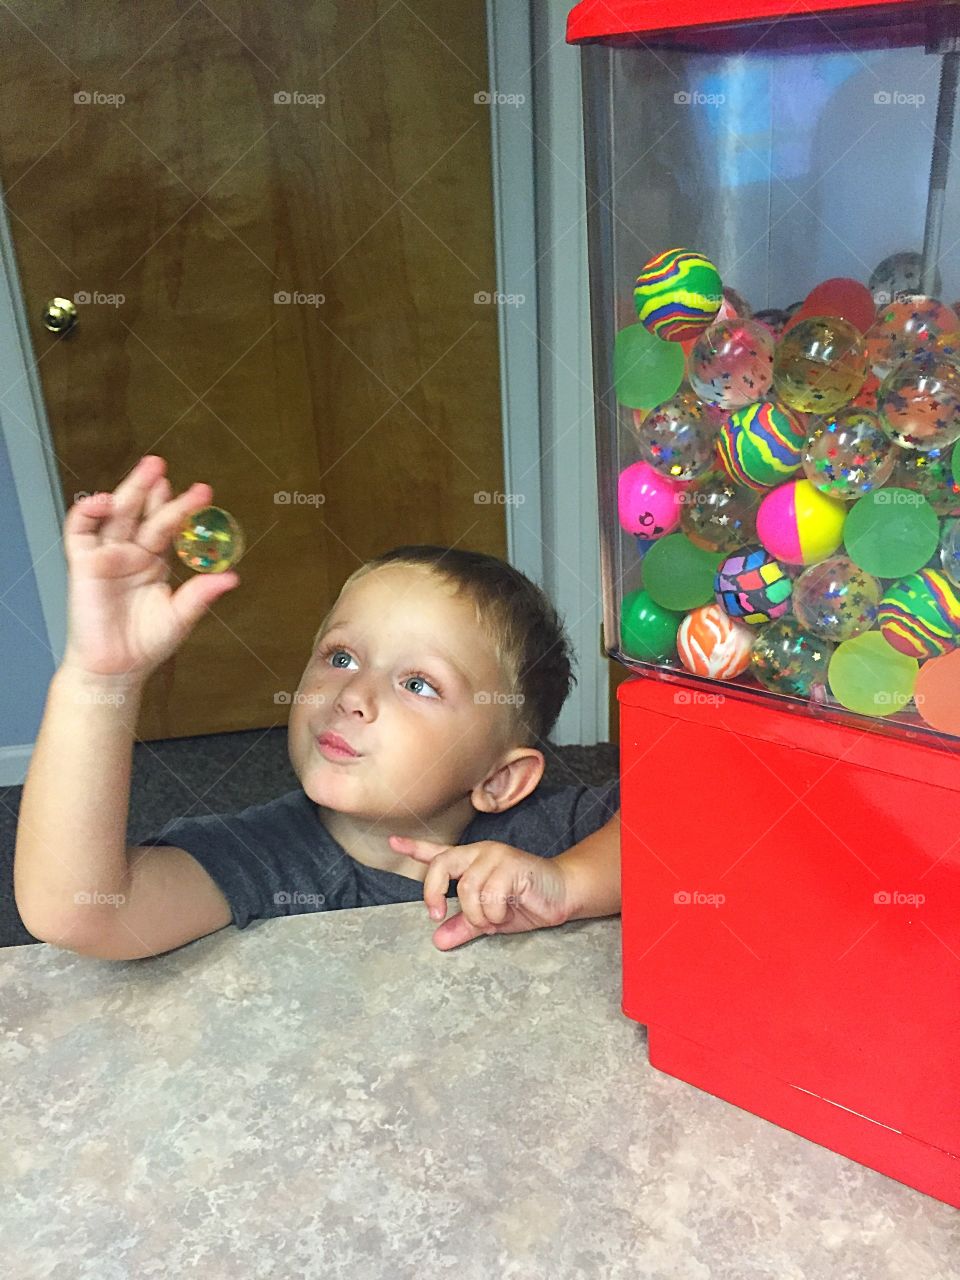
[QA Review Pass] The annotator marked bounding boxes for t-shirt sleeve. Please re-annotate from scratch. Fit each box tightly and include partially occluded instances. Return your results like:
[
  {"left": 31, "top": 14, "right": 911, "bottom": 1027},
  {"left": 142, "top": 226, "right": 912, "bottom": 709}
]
[
  {"left": 469, "top": 777, "right": 620, "bottom": 858},
  {"left": 137, "top": 790, "right": 346, "bottom": 931}
]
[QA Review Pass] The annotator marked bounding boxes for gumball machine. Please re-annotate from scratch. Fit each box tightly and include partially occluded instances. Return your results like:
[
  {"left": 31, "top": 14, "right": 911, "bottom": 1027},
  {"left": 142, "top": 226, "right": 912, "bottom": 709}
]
[{"left": 568, "top": 0, "right": 960, "bottom": 1206}]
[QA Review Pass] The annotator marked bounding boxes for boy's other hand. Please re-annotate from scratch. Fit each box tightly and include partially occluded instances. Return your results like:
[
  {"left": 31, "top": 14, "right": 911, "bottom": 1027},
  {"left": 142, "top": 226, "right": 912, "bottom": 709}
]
[{"left": 388, "top": 836, "right": 571, "bottom": 950}]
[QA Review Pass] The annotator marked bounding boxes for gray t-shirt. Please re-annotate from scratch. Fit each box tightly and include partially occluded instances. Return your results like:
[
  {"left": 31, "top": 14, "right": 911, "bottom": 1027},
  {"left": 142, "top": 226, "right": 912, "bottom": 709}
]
[{"left": 141, "top": 779, "right": 620, "bottom": 930}]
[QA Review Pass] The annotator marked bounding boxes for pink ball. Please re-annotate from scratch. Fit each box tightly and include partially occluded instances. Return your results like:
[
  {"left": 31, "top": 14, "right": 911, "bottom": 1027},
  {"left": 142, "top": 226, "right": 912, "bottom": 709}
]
[{"left": 618, "top": 461, "right": 682, "bottom": 539}]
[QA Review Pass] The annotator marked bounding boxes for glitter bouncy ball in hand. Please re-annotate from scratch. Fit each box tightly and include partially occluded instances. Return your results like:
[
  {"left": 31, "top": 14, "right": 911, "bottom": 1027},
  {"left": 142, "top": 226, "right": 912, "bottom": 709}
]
[
  {"left": 772, "top": 315, "right": 868, "bottom": 414},
  {"left": 175, "top": 506, "right": 245, "bottom": 573},
  {"left": 688, "top": 318, "right": 776, "bottom": 410},
  {"left": 634, "top": 248, "right": 722, "bottom": 342}
]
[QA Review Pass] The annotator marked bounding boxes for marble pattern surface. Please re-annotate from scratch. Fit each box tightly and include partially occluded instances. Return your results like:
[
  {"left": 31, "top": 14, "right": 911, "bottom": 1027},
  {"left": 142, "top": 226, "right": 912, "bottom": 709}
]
[{"left": 1, "top": 906, "right": 957, "bottom": 1279}]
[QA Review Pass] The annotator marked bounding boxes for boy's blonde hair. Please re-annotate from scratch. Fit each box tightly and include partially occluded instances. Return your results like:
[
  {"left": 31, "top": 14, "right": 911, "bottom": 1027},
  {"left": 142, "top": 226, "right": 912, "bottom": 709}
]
[{"left": 312, "top": 545, "right": 576, "bottom": 748}]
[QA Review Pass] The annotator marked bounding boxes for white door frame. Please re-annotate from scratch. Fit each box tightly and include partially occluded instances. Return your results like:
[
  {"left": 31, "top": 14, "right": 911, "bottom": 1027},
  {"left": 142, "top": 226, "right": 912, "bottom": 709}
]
[
  {"left": 0, "top": 193, "right": 68, "bottom": 786},
  {"left": 485, "top": 0, "right": 607, "bottom": 746}
]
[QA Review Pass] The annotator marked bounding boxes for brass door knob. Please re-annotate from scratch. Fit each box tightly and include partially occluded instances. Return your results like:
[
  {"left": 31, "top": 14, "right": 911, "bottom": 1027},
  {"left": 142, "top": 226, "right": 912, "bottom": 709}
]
[{"left": 42, "top": 297, "right": 78, "bottom": 335}]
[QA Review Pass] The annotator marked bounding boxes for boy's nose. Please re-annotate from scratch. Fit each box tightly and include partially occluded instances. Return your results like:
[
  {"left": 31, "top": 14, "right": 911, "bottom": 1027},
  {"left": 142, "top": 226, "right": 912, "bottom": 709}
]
[{"left": 334, "top": 674, "right": 378, "bottom": 718}]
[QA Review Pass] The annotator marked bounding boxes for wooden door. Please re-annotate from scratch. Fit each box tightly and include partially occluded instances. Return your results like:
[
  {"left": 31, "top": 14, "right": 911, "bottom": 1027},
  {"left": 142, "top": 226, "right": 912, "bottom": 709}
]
[{"left": 0, "top": 1, "right": 504, "bottom": 740}]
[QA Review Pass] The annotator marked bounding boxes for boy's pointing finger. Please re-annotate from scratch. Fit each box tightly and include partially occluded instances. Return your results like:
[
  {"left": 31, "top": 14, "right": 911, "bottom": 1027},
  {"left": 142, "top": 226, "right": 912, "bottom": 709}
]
[{"left": 388, "top": 835, "right": 453, "bottom": 864}]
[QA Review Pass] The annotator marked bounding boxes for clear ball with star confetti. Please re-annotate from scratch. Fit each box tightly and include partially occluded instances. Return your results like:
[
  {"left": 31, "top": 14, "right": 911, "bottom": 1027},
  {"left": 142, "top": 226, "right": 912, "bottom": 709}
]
[
  {"left": 792, "top": 555, "right": 882, "bottom": 643},
  {"left": 678, "top": 467, "right": 762, "bottom": 554},
  {"left": 749, "top": 617, "right": 834, "bottom": 699},
  {"left": 801, "top": 408, "right": 898, "bottom": 500},
  {"left": 633, "top": 388, "right": 724, "bottom": 482}
]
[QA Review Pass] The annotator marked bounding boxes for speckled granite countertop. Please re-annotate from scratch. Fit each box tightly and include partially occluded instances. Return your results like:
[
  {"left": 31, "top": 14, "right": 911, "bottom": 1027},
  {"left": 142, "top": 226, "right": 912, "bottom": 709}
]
[{"left": 2, "top": 906, "right": 957, "bottom": 1279}]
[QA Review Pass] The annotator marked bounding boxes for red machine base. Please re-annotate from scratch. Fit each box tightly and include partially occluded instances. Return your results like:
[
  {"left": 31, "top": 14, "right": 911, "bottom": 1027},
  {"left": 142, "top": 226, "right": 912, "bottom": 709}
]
[{"left": 643, "top": 1021, "right": 960, "bottom": 1208}]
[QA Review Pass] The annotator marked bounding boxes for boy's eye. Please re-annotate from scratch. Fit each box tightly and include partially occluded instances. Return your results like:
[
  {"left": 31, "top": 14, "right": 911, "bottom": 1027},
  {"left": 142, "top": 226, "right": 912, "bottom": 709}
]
[
  {"left": 327, "top": 648, "right": 358, "bottom": 671},
  {"left": 403, "top": 674, "right": 441, "bottom": 700}
]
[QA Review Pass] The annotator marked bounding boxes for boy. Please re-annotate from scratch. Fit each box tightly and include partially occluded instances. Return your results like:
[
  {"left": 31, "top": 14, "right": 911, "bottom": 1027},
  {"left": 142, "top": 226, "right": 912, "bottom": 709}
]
[{"left": 14, "top": 456, "right": 621, "bottom": 961}]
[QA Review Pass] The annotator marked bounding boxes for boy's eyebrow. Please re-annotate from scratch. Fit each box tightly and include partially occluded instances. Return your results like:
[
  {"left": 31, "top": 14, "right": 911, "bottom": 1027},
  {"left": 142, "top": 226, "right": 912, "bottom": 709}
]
[{"left": 317, "top": 623, "right": 476, "bottom": 689}]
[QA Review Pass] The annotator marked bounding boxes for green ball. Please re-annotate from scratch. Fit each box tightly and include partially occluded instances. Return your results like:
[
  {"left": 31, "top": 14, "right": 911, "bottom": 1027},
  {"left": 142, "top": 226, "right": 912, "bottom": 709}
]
[
  {"left": 614, "top": 323, "right": 685, "bottom": 410},
  {"left": 621, "top": 588, "right": 683, "bottom": 661},
  {"left": 828, "top": 630, "right": 918, "bottom": 717},
  {"left": 641, "top": 534, "right": 724, "bottom": 611},
  {"left": 843, "top": 489, "right": 940, "bottom": 578}
]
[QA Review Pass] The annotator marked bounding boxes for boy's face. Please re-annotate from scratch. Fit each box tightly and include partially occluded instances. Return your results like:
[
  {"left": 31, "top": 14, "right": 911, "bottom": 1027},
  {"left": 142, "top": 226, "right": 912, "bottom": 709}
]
[{"left": 288, "top": 565, "right": 520, "bottom": 823}]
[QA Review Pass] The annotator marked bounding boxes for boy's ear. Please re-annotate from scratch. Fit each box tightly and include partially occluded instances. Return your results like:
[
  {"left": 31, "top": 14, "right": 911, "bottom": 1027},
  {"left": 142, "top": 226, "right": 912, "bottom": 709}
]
[{"left": 471, "top": 748, "right": 545, "bottom": 814}]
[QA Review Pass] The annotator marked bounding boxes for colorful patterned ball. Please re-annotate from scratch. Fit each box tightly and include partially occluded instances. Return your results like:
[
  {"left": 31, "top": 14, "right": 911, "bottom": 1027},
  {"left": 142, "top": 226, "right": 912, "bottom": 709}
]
[
  {"left": 878, "top": 568, "right": 960, "bottom": 659},
  {"left": 677, "top": 603, "right": 755, "bottom": 679},
  {"left": 756, "top": 478, "right": 847, "bottom": 566},
  {"left": 634, "top": 249, "right": 723, "bottom": 342},
  {"left": 717, "top": 400, "right": 807, "bottom": 490},
  {"left": 714, "top": 548, "right": 793, "bottom": 625}
]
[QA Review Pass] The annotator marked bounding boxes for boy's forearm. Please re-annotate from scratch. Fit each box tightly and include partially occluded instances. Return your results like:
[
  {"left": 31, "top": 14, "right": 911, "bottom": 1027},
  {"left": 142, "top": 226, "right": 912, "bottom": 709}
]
[
  {"left": 555, "top": 808, "right": 621, "bottom": 922},
  {"left": 14, "top": 665, "right": 144, "bottom": 942}
]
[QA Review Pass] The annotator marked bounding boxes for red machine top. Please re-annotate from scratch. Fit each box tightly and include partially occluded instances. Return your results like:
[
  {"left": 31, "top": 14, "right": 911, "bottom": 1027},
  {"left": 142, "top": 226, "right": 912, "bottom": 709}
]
[{"left": 566, "top": 0, "right": 944, "bottom": 42}]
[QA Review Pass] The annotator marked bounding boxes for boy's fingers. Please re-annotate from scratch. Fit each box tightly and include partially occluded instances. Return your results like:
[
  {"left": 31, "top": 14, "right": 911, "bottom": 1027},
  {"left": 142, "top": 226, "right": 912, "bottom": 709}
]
[
  {"left": 388, "top": 835, "right": 454, "bottom": 865},
  {"left": 137, "top": 481, "right": 214, "bottom": 557},
  {"left": 99, "top": 455, "right": 167, "bottom": 544},
  {"left": 432, "top": 911, "right": 487, "bottom": 951}
]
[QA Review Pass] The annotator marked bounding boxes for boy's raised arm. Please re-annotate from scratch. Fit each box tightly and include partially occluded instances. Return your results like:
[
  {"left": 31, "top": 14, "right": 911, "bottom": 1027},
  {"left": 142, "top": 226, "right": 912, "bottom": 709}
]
[{"left": 14, "top": 456, "right": 239, "bottom": 950}]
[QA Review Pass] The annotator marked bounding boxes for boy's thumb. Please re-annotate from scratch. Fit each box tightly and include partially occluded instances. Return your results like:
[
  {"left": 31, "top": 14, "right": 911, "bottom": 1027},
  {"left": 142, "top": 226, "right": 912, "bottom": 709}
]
[{"left": 170, "top": 570, "right": 240, "bottom": 632}]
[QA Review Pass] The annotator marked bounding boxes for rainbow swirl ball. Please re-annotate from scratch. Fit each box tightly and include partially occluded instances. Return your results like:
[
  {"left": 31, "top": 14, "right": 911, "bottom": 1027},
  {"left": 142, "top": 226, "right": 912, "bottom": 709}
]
[
  {"left": 717, "top": 400, "right": 807, "bottom": 490},
  {"left": 756, "top": 479, "right": 847, "bottom": 566},
  {"left": 878, "top": 568, "right": 960, "bottom": 659},
  {"left": 714, "top": 547, "right": 793, "bottom": 625},
  {"left": 634, "top": 249, "right": 723, "bottom": 343}
]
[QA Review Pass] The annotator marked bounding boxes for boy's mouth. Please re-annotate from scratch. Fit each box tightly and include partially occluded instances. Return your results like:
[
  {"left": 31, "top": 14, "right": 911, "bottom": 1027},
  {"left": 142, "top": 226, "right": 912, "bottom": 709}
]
[{"left": 315, "top": 731, "right": 360, "bottom": 760}]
